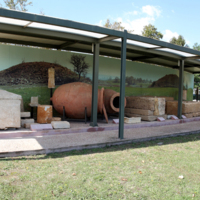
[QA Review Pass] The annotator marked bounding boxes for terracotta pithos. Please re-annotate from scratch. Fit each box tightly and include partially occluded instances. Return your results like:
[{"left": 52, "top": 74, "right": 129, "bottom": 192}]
[
  {"left": 103, "top": 89, "right": 126, "bottom": 114},
  {"left": 37, "top": 105, "right": 52, "bottom": 123},
  {"left": 51, "top": 82, "right": 104, "bottom": 119}
]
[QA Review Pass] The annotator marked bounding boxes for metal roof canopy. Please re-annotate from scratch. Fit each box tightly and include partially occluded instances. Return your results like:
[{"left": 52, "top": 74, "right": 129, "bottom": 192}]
[
  {"left": 0, "top": 8, "right": 198, "bottom": 139},
  {"left": 0, "top": 8, "right": 200, "bottom": 73}
]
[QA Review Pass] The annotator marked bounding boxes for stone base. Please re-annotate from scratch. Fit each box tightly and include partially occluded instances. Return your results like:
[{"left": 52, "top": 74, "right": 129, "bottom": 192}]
[
  {"left": 124, "top": 117, "right": 141, "bottom": 124},
  {"left": 125, "top": 113, "right": 167, "bottom": 121}
]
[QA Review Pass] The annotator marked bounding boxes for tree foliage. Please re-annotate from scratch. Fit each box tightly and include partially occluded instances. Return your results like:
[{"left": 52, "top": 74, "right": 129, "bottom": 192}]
[
  {"left": 142, "top": 24, "right": 163, "bottom": 40},
  {"left": 104, "top": 19, "right": 133, "bottom": 33},
  {"left": 169, "top": 35, "right": 186, "bottom": 46},
  {"left": 4, "top": 0, "right": 32, "bottom": 11},
  {"left": 70, "top": 54, "right": 89, "bottom": 81},
  {"left": 193, "top": 43, "right": 200, "bottom": 51}
]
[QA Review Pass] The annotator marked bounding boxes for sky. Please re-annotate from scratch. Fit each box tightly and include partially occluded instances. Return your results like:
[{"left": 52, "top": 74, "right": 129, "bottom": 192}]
[{"left": 1, "top": 0, "right": 200, "bottom": 47}]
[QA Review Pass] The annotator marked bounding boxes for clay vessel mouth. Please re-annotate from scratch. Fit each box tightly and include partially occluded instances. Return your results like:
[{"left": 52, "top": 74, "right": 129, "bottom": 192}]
[{"left": 110, "top": 93, "right": 126, "bottom": 112}]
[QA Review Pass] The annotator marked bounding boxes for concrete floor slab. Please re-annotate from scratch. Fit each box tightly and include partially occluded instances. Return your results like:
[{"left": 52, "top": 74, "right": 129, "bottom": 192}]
[{"left": 0, "top": 118, "right": 200, "bottom": 157}]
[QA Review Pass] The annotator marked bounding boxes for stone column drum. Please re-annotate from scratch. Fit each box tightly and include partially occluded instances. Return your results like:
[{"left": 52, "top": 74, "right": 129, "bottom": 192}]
[{"left": 37, "top": 105, "right": 52, "bottom": 123}]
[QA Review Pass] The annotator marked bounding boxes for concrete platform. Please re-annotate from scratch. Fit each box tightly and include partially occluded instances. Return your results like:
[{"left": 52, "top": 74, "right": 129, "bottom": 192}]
[{"left": 1, "top": 117, "right": 200, "bottom": 157}]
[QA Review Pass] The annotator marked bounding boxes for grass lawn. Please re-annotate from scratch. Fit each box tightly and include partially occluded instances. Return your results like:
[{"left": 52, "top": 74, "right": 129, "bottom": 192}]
[{"left": 1, "top": 134, "right": 200, "bottom": 199}]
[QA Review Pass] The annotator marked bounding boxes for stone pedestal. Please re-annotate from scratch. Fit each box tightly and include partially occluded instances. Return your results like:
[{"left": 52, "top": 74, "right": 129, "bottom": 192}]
[{"left": 0, "top": 90, "right": 21, "bottom": 129}]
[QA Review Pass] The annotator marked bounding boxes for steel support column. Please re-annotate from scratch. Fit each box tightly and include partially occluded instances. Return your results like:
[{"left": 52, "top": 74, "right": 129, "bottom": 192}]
[
  {"left": 118, "top": 30, "right": 127, "bottom": 139},
  {"left": 178, "top": 60, "right": 184, "bottom": 118},
  {"left": 90, "top": 43, "right": 99, "bottom": 127}
]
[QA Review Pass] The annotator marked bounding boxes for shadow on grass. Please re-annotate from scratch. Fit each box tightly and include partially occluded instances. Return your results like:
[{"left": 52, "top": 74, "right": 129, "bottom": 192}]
[{"left": 1, "top": 132, "right": 200, "bottom": 161}]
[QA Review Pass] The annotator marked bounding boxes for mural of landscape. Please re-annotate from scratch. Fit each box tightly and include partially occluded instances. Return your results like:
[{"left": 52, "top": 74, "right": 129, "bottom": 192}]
[{"left": 0, "top": 44, "right": 194, "bottom": 112}]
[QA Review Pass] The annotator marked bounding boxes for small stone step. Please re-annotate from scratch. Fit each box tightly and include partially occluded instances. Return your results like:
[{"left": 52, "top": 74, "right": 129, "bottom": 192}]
[
  {"left": 21, "top": 119, "right": 34, "bottom": 127},
  {"left": 21, "top": 112, "right": 31, "bottom": 118},
  {"left": 24, "top": 123, "right": 39, "bottom": 129},
  {"left": 51, "top": 121, "right": 70, "bottom": 129},
  {"left": 30, "top": 124, "right": 53, "bottom": 131}
]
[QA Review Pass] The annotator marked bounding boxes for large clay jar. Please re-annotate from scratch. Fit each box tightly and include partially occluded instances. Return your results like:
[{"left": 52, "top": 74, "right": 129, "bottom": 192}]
[
  {"left": 103, "top": 89, "right": 126, "bottom": 114},
  {"left": 51, "top": 82, "right": 104, "bottom": 119}
]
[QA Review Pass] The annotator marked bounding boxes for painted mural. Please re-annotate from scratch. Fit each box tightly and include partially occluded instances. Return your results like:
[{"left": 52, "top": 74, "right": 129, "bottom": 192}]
[{"left": 0, "top": 44, "right": 194, "bottom": 112}]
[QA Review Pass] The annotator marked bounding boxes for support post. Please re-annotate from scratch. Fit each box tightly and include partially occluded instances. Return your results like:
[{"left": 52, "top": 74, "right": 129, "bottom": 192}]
[
  {"left": 90, "top": 43, "right": 99, "bottom": 127},
  {"left": 177, "top": 60, "right": 184, "bottom": 119},
  {"left": 118, "top": 30, "right": 127, "bottom": 139}
]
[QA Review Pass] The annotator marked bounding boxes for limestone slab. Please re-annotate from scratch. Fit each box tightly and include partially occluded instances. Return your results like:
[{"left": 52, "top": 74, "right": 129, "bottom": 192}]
[
  {"left": 125, "top": 113, "right": 167, "bottom": 121},
  {"left": 0, "top": 99, "right": 21, "bottom": 129},
  {"left": 47, "top": 117, "right": 61, "bottom": 123},
  {"left": 125, "top": 108, "right": 153, "bottom": 116},
  {"left": 124, "top": 117, "right": 141, "bottom": 124},
  {"left": 51, "top": 121, "right": 70, "bottom": 129},
  {"left": 30, "top": 124, "right": 53, "bottom": 131}
]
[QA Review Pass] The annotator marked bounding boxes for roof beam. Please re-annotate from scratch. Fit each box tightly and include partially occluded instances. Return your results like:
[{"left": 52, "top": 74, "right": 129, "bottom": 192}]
[
  {"left": 184, "top": 56, "right": 200, "bottom": 60},
  {"left": 99, "top": 36, "right": 119, "bottom": 43},
  {"left": 0, "top": 8, "right": 124, "bottom": 38},
  {"left": 58, "top": 40, "right": 77, "bottom": 49},
  {"left": 131, "top": 55, "right": 161, "bottom": 61},
  {"left": 0, "top": 38, "right": 58, "bottom": 48},
  {"left": 0, "top": 22, "right": 97, "bottom": 43},
  {"left": 127, "top": 33, "right": 200, "bottom": 56},
  {"left": 23, "top": 21, "right": 33, "bottom": 28}
]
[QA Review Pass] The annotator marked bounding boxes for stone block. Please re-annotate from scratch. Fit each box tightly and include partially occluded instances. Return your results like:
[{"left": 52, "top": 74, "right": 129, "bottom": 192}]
[
  {"left": 47, "top": 117, "right": 61, "bottom": 123},
  {"left": 21, "top": 119, "right": 34, "bottom": 127},
  {"left": 166, "top": 101, "right": 178, "bottom": 115},
  {"left": 126, "top": 97, "right": 165, "bottom": 115},
  {"left": 125, "top": 108, "right": 153, "bottom": 116},
  {"left": 21, "top": 112, "right": 31, "bottom": 118},
  {"left": 30, "top": 124, "right": 53, "bottom": 131},
  {"left": 185, "top": 113, "right": 193, "bottom": 118},
  {"left": 153, "top": 98, "right": 165, "bottom": 115},
  {"left": 126, "top": 97, "right": 155, "bottom": 110},
  {"left": 124, "top": 117, "right": 141, "bottom": 124},
  {"left": 29, "top": 97, "right": 39, "bottom": 106},
  {"left": 0, "top": 90, "right": 21, "bottom": 129},
  {"left": 51, "top": 121, "right": 70, "bottom": 129}
]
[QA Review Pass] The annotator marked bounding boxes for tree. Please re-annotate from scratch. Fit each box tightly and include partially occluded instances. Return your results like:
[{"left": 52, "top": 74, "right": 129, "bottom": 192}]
[
  {"left": 142, "top": 24, "right": 163, "bottom": 40},
  {"left": 126, "top": 76, "right": 134, "bottom": 86},
  {"left": 193, "top": 43, "right": 200, "bottom": 51},
  {"left": 169, "top": 35, "right": 186, "bottom": 46},
  {"left": 104, "top": 19, "right": 133, "bottom": 33},
  {"left": 4, "top": 0, "right": 32, "bottom": 11},
  {"left": 70, "top": 54, "right": 89, "bottom": 81}
]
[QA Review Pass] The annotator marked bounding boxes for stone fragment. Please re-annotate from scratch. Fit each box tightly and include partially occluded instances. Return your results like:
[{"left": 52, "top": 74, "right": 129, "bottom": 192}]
[
  {"left": 125, "top": 113, "right": 167, "bottom": 121},
  {"left": 29, "top": 97, "right": 39, "bottom": 106},
  {"left": 182, "top": 115, "right": 187, "bottom": 119},
  {"left": 171, "top": 115, "right": 178, "bottom": 120},
  {"left": 157, "top": 117, "right": 165, "bottom": 122},
  {"left": 21, "top": 112, "right": 30, "bottom": 118},
  {"left": 124, "top": 117, "right": 141, "bottom": 124},
  {"left": 48, "top": 67, "right": 55, "bottom": 88},
  {"left": 51, "top": 121, "right": 70, "bottom": 129},
  {"left": 21, "top": 119, "right": 34, "bottom": 127},
  {"left": 125, "top": 108, "right": 153, "bottom": 116},
  {"left": 112, "top": 119, "right": 119, "bottom": 124},
  {"left": 47, "top": 117, "right": 61, "bottom": 123},
  {"left": 24, "top": 123, "right": 39, "bottom": 129},
  {"left": 30, "top": 124, "right": 53, "bottom": 131}
]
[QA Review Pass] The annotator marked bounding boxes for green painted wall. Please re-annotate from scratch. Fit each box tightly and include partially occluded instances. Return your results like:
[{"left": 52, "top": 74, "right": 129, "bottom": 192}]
[{"left": 0, "top": 43, "right": 194, "bottom": 112}]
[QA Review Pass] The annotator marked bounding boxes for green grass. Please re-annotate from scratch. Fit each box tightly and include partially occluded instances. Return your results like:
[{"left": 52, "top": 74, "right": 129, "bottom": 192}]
[{"left": 1, "top": 134, "right": 200, "bottom": 199}]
